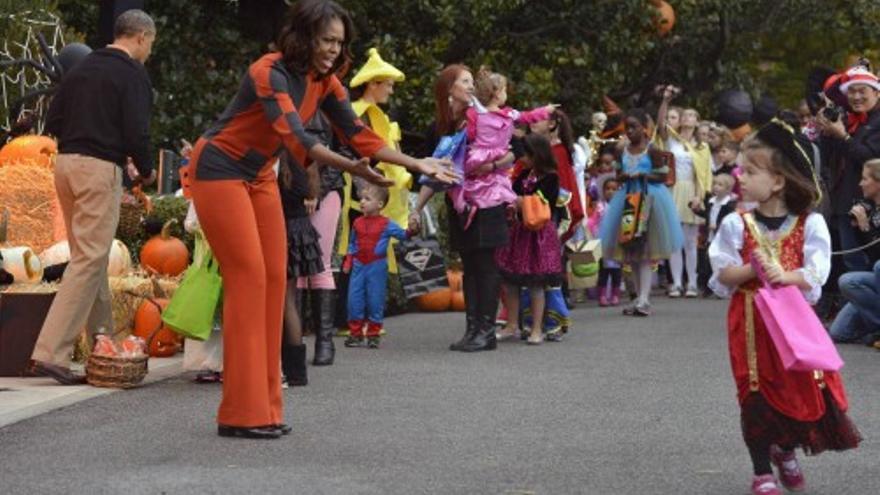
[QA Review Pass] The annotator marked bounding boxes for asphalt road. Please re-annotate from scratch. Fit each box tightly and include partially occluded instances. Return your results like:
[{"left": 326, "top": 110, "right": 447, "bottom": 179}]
[{"left": 1, "top": 297, "right": 878, "bottom": 495}]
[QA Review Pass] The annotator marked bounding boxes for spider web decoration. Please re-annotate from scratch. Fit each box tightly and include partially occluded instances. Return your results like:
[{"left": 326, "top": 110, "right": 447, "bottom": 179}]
[{"left": 0, "top": 9, "right": 66, "bottom": 135}]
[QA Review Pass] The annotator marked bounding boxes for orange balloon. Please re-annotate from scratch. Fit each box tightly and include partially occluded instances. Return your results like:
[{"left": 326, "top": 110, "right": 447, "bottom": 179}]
[{"left": 0, "top": 135, "right": 57, "bottom": 167}]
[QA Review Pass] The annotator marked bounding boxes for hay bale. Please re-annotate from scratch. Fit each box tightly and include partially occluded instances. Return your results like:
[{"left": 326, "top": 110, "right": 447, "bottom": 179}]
[{"left": 0, "top": 163, "right": 63, "bottom": 253}]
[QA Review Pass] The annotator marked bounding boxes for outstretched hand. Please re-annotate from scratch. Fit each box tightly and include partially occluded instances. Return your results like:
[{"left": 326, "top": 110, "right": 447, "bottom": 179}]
[
  {"left": 350, "top": 157, "right": 394, "bottom": 187},
  {"left": 421, "top": 157, "right": 460, "bottom": 184}
]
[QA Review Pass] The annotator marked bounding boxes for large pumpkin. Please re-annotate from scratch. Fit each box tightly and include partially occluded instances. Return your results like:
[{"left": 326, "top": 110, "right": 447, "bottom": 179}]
[
  {"left": 650, "top": 0, "right": 675, "bottom": 37},
  {"left": 450, "top": 290, "right": 465, "bottom": 311},
  {"left": 446, "top": 269, "right": 463, "bottom": 292},
  {"left": 0, "top": 135, "right": 57, "bottom": 168},
  {"left": 132, "top": 298, "right": 180, "bottom": 357},
  {"left": 139, "top": 219, "right": 189, "bottom": 276},
  {"left": 415, "top": 288, "right": 452, "bottom": 312}
]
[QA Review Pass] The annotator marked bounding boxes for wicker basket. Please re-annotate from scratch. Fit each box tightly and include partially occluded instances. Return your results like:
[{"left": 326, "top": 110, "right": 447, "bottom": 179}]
[{"left": 86, "top": 353, "right": 149, "bottom": 389}]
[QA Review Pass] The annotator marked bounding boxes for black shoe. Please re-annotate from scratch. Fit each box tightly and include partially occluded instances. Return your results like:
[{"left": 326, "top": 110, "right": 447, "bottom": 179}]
[
  {"left": 281, "top": 343, "right": 308, "bottom": 387},
  {"left": 312, "top": 290, "right": 337, "bottom": 366},
  {"left": 344, "top": 336, "right": 364, "bottom": 348},
  {"left": 273, "top": 423, "right": 292, "bottom": 435},
  {"left": 28, "top": 359, "right": 87, "bottom": 385},
  {"left": 449, "top": 316, "right": 479, "bottom": 351},
  {"left": 367, "top": 337, "right": 380, "bottom": 349},
  {"left": 458, "top": 316, "right": 497, "bottom": 352},
  {"left": 217, "top": 425, "right": 282, "bottom": 439}
]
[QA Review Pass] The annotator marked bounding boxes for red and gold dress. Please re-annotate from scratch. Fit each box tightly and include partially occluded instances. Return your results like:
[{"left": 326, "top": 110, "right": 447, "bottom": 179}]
[{"left": 709, "top": 211, "right": 861, "bottom": 454}]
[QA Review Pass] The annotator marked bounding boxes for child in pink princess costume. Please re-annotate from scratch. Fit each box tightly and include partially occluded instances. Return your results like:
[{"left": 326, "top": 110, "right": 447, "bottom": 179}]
[{"left": 452, "top": 66, "right": 555, "bottom": 229}]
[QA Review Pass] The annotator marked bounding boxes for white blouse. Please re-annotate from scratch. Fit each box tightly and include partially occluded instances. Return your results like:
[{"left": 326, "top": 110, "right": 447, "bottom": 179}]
[
  {"left": 708, "top": 212, "right": 831, "bottom": 303},
  {"left": 666, "top": 138, "right": 694, "bottom": 182}
]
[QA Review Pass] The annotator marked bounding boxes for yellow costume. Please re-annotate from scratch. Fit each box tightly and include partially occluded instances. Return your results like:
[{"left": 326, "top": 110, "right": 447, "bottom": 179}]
[
  {"left": 338, "top": 48, "right": 411, "bottom": 272},
  {"left": 653, "top": 127, "right": 713, "bottom": 224}
]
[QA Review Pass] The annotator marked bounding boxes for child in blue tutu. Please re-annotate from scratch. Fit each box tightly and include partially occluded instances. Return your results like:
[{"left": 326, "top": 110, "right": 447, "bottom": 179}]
[{"left": 598, "top": 108, "right": 684, "bottom": 316}]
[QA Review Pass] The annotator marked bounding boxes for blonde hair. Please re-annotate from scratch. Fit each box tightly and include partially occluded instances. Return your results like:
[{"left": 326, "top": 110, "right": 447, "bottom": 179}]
[
  {"left": 474, "top": 66, "right": 507, "bottom": 106},
  {"left": 864, "top": 158, "right": 880, "bottom": 181},
  {"left": 713, "top": 173, "right": 735, "bottom": 191}
]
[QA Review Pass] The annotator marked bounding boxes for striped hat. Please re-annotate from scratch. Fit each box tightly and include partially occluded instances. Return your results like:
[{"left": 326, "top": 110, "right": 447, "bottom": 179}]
[{"left": 840, "top": 67, "right": 880, "bottom": 92}]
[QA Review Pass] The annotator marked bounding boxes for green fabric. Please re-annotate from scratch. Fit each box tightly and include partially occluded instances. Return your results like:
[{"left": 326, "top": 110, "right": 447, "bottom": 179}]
[{"left": 162, "top": 236, "right": 222, "bottom": 341}]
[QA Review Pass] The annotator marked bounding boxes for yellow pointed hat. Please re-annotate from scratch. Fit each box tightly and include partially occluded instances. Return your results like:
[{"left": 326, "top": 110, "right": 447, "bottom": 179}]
[{"left": 350, "top": 48, "right": 405, "bottom": 88}]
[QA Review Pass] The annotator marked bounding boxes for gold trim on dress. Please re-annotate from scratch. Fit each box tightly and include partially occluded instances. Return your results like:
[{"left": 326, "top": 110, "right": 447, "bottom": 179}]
[{"left": 744, "top": 290, "right": 760, "bottom": 392}]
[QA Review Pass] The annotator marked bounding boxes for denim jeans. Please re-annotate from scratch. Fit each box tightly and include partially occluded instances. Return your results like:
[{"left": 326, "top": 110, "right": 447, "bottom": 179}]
[
  {"left": 835, "top": 214, "right": 870, "bottom": 272},
  {"left": 829, "top": 259, "right": 880, "bottom": 343}
]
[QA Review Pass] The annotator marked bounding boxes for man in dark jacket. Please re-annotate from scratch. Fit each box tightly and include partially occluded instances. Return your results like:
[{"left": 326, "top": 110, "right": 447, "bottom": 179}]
[
  {"left": 816, "top": 66, "right": 880, "bottom": 272},
  {"left": 29, "top": 9, "right": 157, "bottom": 384}
]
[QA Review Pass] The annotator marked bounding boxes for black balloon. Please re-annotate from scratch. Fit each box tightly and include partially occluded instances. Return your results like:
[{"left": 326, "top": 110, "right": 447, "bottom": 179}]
[
  {"left": 57, "top": 43, "right": 92, "bottom": 75},
  {"left": 716, "top": 89, "right": 753, "bottom": 128}
]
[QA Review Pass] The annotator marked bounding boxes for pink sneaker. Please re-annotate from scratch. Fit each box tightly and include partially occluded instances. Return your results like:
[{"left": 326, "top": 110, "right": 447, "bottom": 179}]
[
  {"left": 598, "top": 291, "right": 609, "bottom": 307},
  {"left": 751, "top": 474, "right": 782, "bottom": 495},
  {"left": 770, "top": 445, "right": 806, "bottom": 492}
]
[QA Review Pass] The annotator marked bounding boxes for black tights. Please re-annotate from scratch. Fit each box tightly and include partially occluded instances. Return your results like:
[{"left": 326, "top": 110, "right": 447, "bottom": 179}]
[
  {"left": 461, "top": 248, "right": 501, "bottom": 323},
  {"left": 283, "top": 279, "right": 303, "bottom": 346},
  {"left": 747, "top": 442, "right": 796, "bottom": 476}
]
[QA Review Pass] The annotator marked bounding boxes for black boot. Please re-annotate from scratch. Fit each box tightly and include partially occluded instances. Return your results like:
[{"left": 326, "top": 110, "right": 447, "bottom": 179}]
[
  {"left": 312, "top": 289, "right": 336, "bottom": 366},
  {"left": 281, "top": 343, "right": 308, "bottom": 386},
  {"left": 459, "top": 315, "right": 497, "bottom": 352},
  {"left": 449, "top": 315, "right": 479, "bottom": 351}
]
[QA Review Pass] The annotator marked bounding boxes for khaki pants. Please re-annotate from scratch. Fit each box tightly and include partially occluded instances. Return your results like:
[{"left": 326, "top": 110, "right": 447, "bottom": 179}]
[{"left": 31, "top": 154, "right": 122, "bottom": 367}]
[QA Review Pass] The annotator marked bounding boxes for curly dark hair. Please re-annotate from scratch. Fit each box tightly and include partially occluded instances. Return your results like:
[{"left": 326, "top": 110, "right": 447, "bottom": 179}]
[{"left": 275, "top": 0, "right": 355, "bottom": 78}]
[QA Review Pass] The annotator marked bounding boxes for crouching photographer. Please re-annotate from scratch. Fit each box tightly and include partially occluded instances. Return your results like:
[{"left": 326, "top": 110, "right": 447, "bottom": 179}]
[{"left": 829, "top": 159, "right": 880, "bottom": 344}]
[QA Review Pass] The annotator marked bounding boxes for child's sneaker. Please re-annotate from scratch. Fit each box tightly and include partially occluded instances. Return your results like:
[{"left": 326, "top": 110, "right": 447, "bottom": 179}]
[
  {"left": 545, "top": 328, "right": 563, "bottom": 342},
  {"left": 751, "top": 474, "right": 782, "bottom": 495},
  {"left": 770, "top": 445, "right": 806, "bottom": 492},
  {"left": 367, "top": 337, "right": 381, "bottom": 349},
  {"left": 344, "top": 336, "right": 364, "bottom": 348},
  {"left": 598, "top": 291, "right": 609, "bottom": 307},
  {"left": 609, "top": 287, "right": 621, "bottom": 306}
]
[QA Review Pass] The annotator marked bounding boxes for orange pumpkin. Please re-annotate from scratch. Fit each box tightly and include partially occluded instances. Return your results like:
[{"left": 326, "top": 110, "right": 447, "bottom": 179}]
[
  {"left": 446, "top": 269, "right": 463, "bottom": 292},
  {"left": 140, "top": 219, "right": 189, "bottom": 276},
  {"left": 450, "top": 290, "right": 465, "bottom": 311},
  {"left": 132, "top": 298, "right": 181, "bottom": 357},
  {"left": 650, "top": 0, "right": 675, "bottom": 37},
  {"left": 415, "top": 288, "right": 452, "bottom": 312},
  {"left": 0, "top": 135, "right": 57, "bottom": 168}
]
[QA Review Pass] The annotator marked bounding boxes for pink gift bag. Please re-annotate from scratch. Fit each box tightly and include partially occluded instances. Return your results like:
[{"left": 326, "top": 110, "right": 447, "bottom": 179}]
[{"left": 751, "top": 256, "right": 844, "bottom": 372}]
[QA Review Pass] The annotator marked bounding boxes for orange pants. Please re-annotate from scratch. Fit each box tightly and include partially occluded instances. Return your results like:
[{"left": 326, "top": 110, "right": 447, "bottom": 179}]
[{"left": 190, "top": 144, "right": 286, "bottom": 427}]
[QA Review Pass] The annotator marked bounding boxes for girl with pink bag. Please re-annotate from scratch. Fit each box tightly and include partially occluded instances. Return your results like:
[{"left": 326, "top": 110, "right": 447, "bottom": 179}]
[{"left": 708, "top": 121, "right": 861, "bottom": 495}]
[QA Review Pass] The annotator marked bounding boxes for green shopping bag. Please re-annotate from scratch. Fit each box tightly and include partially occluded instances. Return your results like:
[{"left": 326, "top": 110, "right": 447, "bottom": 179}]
[{"left": 162, "top": 237, "right": 222, "bottom": 341}]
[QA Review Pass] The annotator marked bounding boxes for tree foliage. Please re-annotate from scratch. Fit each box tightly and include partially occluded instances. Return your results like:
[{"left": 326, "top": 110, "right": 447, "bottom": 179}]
[{"left": 6, "top": 0, "right": 880, "bottom": 150}]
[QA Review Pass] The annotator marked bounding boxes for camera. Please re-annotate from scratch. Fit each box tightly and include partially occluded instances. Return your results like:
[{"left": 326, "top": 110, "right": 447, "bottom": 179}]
[{"left": 822, "top": 104, "right": 842, "bottom": 123}]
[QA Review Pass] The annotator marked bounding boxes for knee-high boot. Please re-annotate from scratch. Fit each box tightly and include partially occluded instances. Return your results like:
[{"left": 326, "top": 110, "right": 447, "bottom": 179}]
[
  {"left": 312, "top": 289, "right": 336, "bottom": 366},
  {"left": 458, "top": 253, "right": 499, "bottom": 353},
  {"left": 281, "top": 343, "right": 308, "bottom": 386},
  {"left": 450, "top": 267, "right": 480, "bottom": 351}
]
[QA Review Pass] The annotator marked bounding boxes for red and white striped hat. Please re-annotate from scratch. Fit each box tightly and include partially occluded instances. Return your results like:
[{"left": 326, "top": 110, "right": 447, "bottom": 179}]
[{"left": 840, "top": 67, "right": 880, "bottom": 92}]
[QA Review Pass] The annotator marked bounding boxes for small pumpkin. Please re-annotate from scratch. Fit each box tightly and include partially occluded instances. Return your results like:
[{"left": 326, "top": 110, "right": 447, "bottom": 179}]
[
  {"left": 139, "top": 219, "right": 189, "bottom": 276},
  {"left": 450, "top": 290, "right": 465, "bottom": 311},
  {"left": 446, "top": 269, "right": 463, "bottom": 292},
  {"left": 0, "top": 135, "right": 57, "bottom": 168},
  {"left": 132, "top": 298, "right": 180, "bottom": 357},
  {"left": 415, "top": 288, "right": 452, "bottom": 312}
]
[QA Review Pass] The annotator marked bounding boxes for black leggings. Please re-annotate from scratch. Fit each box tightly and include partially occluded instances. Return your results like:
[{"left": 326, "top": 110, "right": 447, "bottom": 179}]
[{"left": 461, "top": 248, "right": 501, "bottom": 322}]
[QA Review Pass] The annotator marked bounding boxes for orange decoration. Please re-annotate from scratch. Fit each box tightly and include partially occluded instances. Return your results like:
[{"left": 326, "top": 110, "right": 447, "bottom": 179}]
[
  {"left": 0, "top": 135, "right": 57, "bottom": 167},
  {"left": 415, "top": 288, "right": 452, "bottom": 312},
  {"left": 450, "top": 290, "right": 465, "bottom": 311},
  {"left": 446, "top": 269, "right": 463, "bottom": 292},
  {"left": 132, "top": 298, "right": 181, "bottom": 357},
  {"left": 139, "top": 219, "right": 189, "bottom": 276},
  {"left": 650, "top": 0, "right": 676, "bottom": 37}
]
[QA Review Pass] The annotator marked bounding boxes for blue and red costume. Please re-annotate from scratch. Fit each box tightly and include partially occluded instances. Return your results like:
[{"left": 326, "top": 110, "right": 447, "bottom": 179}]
[{"left": 344, "top": 215, "right": 409, "bottom": 338}]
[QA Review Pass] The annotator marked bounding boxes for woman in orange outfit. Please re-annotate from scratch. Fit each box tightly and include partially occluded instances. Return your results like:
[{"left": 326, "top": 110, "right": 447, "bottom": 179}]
[{"left": 189, "top": 0, "right": 456, "bottom": 439}]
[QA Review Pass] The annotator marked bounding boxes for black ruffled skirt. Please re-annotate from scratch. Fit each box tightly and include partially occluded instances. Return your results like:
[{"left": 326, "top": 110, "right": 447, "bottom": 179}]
[{"left": 286, "top": 217, "right": 323, "bottom": 279}]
